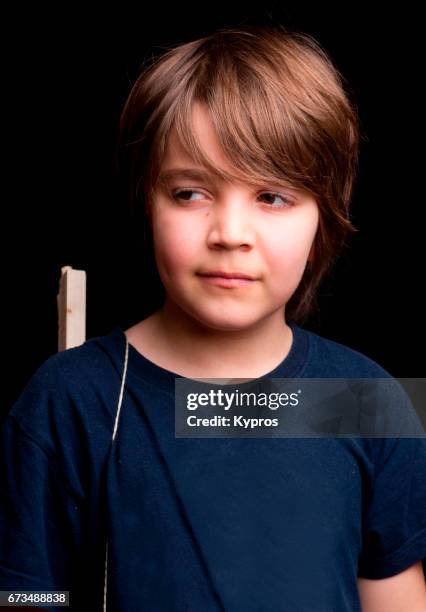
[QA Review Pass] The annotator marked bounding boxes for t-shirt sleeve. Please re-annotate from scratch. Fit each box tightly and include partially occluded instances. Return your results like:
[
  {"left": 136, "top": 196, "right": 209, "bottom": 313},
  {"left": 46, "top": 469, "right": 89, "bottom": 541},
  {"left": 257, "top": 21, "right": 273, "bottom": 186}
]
[
  {"left": 0, "top": 360, "right": 85, "bottom": 610},
  {"left": 357, "top": 434, "right": 426, "bottom": 579}
]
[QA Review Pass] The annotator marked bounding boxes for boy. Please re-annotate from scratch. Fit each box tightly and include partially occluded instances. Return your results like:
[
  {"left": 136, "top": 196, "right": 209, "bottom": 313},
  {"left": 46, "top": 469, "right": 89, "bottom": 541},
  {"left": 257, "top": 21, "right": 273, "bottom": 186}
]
[{"left": 1, "top": 25, "right": 425, "bottom": 611}]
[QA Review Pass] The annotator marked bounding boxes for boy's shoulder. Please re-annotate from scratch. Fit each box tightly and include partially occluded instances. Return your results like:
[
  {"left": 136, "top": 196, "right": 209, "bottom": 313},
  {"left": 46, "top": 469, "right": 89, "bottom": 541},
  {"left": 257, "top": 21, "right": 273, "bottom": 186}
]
[
  {"left": 300, "top": 325, "right": 392, "bottom": 378},
  {"left": 7, "top": 328, "right": 124, "bottom": 447},
  {"left": 54, "top": 327, "right": 125, "bottom": 385},
  {"left": 18, "top": 328, "right": 123, "bottom": 400},
  {"left": 298, "top": 326, "right": 426, "bottom": 437}
]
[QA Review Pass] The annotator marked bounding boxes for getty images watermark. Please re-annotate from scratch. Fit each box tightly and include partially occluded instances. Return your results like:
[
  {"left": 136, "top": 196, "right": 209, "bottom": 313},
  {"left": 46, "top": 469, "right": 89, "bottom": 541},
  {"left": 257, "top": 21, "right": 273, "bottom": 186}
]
[{"left": 174, "top": 378, "right": 426, "bottom": 438}]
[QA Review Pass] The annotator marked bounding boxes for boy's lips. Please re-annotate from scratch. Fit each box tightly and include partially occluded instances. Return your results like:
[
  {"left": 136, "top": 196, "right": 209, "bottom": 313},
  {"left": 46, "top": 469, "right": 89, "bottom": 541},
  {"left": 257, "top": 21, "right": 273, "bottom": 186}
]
[
  {"left": 197, "top": 270, "right": 256, "bottom": 280},
  {"left": 196, "top": 271, "right": 257, "bottom": 288}
]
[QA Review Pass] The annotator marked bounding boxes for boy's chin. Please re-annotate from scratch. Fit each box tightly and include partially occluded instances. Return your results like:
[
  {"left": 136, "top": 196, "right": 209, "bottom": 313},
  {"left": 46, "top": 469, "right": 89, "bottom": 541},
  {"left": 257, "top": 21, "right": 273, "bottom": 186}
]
[{"left": 187, "top": 309, "right": 270, "bottom": 332}]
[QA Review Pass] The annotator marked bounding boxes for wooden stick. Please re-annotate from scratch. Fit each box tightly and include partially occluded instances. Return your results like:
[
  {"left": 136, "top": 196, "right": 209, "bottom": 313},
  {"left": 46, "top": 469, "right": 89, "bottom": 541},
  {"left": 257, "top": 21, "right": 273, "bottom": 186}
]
[{"left": 57, "top": 266, "right": 86, "bottom": 351}]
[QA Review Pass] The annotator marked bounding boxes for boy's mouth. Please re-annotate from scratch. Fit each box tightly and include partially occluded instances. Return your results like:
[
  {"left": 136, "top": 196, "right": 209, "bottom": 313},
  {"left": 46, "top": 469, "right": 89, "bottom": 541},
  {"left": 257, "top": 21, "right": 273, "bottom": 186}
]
[
  {"left": 197, "top": 271, "right": 257, "bottom": 288},
  {"left": 197, "top": 269, "right": 256, "bottom": 280}
]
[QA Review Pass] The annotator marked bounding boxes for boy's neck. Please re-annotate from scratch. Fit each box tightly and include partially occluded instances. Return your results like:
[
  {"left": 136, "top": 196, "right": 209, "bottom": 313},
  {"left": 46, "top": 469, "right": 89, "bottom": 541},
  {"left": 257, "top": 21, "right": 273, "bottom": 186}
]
[{"left": 125, "top": 300, "right": 294, "bottom": 380}]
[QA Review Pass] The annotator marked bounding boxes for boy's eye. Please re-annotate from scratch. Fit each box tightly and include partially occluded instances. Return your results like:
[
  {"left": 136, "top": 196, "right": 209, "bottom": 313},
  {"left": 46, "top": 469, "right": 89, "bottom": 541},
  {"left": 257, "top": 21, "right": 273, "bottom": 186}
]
[
  {"left": 171, "top": 189, "right": 294, "bottom": 209},
  {"left": 172, "top": 189, "right": 204, "bottom": 203},
  {"left": 258, "top": 192, "right": 294, "bottom": 209}
]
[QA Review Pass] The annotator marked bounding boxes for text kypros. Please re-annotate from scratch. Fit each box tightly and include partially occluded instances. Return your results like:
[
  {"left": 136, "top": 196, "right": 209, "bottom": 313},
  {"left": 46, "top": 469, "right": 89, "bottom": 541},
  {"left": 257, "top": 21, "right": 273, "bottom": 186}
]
[{"left": 187, "top": 415, "right": 279, "bottom": 428}]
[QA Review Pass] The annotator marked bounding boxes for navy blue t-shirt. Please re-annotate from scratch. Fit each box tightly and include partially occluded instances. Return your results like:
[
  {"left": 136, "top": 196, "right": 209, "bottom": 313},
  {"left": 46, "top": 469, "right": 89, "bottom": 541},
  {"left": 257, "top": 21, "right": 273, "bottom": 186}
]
[{"left": 1, "top": 322, "right": 425, "bottom": 611}]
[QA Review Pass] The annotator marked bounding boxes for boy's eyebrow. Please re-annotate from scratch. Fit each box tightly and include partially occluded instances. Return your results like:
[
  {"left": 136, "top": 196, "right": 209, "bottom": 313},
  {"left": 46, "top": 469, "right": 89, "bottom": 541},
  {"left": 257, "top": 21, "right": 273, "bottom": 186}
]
[{"left": 158, "top": 167, "right": 217, "bottom": 184}]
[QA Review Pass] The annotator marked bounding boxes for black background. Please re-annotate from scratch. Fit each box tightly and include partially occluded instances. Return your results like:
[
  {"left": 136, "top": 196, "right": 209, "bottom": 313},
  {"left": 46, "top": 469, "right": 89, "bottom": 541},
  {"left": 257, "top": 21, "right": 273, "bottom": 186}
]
[{"left": 4, "top": 3, "right": 425, "bottom": 414}]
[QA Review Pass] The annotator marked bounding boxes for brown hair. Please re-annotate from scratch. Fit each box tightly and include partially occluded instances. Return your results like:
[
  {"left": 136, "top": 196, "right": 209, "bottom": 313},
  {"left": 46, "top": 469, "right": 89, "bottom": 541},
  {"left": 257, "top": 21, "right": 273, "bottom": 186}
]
[{"left": 116, "top": 24, "right": 360, "bottom": 324}]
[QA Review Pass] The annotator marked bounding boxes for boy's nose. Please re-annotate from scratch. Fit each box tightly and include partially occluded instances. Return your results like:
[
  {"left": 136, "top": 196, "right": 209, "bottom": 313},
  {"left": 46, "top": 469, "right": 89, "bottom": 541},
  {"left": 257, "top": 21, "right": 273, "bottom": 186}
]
[{"left": 205, "top": 202, "right": 256, "bottom": 249}]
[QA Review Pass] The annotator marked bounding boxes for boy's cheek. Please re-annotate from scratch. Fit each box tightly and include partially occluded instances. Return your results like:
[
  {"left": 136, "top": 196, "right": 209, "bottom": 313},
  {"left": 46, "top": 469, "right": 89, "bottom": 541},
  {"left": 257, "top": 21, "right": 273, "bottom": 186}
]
[
  {"left": 152, "top": 222, "right": 197, "bottom": 261},
  {"left": 152, "top": 239, "right": 200, "bottom": 284},
  {"left": 265, "top": 249, "right": 312, "bottom": 296}
]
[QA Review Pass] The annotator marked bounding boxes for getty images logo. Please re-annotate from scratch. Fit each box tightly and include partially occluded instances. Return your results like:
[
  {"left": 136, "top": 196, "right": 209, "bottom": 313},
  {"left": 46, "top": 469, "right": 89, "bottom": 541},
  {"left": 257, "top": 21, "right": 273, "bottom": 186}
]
[{"left": 186, "top": 388, "right": 302, "bottom": 411}]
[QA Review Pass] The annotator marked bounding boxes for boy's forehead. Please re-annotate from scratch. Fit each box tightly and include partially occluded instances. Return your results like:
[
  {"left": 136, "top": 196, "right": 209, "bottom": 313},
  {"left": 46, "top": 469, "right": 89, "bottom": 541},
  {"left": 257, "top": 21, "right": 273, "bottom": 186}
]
[
  {"left": 161, "top": 103, "right": 240, "bottom": 178},
  {"left": 162, "top": 127, "right": 195, "bottom": 165}
]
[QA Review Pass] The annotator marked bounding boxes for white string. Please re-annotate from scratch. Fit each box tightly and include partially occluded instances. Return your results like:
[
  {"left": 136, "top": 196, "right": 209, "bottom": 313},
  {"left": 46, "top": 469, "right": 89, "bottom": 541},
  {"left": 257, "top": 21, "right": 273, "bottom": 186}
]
[
  {"left": 112, "top": 336, "right": 129, "bottom": 442},
  {"left": 103, "top": 335, "right": 129, "bottom": 612}
]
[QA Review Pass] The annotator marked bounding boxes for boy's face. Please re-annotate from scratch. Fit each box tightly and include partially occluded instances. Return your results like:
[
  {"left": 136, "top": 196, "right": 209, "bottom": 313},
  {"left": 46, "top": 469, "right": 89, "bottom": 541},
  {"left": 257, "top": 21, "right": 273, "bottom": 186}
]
[{"left": 149, "top": 102, "right": 319, "bottom": 331}]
